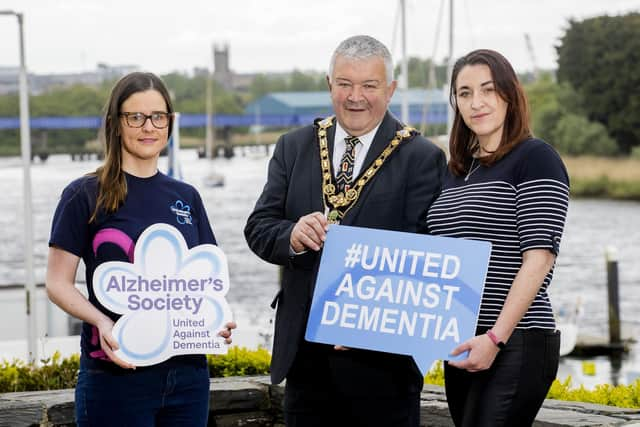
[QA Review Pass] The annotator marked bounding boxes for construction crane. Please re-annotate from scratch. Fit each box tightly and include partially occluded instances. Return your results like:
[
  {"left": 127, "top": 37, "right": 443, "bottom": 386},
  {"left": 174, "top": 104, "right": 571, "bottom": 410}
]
[{"left": 524, "top": 33, "right": 539, "bottom": 81}]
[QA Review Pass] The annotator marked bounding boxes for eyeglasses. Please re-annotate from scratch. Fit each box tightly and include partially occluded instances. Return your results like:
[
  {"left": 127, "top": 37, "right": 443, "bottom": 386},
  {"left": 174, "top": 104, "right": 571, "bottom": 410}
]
[{"left": 119, "top": 112, "right": 172, "bottom": 129}]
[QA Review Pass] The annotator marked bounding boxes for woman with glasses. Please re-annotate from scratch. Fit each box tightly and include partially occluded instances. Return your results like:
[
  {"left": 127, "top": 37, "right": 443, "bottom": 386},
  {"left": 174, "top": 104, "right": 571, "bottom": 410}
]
[
  {"left": 46, "top": 72, "right": 235, "bottom": 427},
  {"left": 426, "top": 50, "right": 569, "bottom": 426}
]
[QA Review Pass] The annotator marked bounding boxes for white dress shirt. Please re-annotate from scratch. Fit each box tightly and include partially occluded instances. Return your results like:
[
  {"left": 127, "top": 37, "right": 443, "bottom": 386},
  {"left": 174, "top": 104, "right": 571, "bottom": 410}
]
[{"left": 332, "top": 122, "right": 381, "bottom": 179}]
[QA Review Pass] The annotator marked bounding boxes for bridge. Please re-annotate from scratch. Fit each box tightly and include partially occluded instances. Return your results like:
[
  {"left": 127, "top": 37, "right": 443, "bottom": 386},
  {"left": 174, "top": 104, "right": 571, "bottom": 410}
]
[
  {"left": 0, "top": 110, "right": 447, "bottom": 130},
  {"left": 1, "top": 88, "right": 449, "bottom": 161}
]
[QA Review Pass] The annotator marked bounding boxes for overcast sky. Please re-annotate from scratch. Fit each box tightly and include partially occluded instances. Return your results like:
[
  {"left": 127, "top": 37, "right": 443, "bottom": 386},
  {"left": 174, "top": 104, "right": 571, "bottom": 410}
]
[{"left": 0, "top": 0, "right": 637, "bottom": 77}]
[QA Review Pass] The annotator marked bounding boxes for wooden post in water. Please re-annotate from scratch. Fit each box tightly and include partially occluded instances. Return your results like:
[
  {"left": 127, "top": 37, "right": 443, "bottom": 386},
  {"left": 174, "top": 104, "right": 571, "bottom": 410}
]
[{"left": 605, "top": 246, "right": 621, "bottom": 347}]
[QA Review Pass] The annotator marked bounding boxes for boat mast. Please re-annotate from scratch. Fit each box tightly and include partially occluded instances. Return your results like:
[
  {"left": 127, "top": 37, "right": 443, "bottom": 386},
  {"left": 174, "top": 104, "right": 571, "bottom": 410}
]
[
  {"left": 400, "top": 0, "right": 409, "bottom": 125},
  {"left": 446, "top": 0, "right": 454, "bottom": 135},
  {"left": 205, "top": 44, "right": 215, "bottom": 159}
]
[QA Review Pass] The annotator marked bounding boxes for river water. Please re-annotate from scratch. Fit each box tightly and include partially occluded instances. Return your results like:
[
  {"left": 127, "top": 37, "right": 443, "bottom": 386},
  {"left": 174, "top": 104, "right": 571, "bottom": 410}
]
[{"left": 0, "top": 148, "right": 638, "bottom": 388}]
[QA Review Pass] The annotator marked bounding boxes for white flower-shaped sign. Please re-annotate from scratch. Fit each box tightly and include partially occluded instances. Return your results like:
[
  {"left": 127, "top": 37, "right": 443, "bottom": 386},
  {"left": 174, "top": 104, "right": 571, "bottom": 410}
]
[{"left": 93, "top": 223, "right": 232, "bottom": 366}]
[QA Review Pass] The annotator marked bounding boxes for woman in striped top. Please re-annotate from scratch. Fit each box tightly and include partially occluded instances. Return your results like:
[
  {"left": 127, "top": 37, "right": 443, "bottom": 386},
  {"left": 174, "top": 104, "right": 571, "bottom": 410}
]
[{"left": 426, "top": 49, "right": 569, "bottom": 426}]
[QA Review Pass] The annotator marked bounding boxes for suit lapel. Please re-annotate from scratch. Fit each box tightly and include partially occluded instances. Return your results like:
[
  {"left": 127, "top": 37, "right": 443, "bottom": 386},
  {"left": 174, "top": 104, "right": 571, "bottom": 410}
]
[
  {"left": 327, "top": 123, "right": 337, "bottom": 157},
  {"left": 360, "top": 111, "right": 398, "bottom": 175}
]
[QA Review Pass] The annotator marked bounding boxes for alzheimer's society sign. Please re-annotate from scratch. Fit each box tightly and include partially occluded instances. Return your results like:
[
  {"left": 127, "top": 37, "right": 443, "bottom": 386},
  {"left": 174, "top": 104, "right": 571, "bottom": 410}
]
[
  {"left": 305, "top": 225, "right": 490, "bottom": 374},
  {"left": 93, "top": 223, "right": 232, "bottom": 366}
]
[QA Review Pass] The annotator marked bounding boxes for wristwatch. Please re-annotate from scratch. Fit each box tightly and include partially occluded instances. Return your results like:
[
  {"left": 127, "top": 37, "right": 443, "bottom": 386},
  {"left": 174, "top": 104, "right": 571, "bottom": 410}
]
[{"left": 486, "top": 330, "right": 506, "bottom": 350}]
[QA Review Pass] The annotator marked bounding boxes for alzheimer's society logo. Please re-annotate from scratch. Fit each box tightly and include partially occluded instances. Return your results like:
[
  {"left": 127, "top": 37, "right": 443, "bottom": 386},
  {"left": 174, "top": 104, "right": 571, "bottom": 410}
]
[{"left": 93, "top": 223, "right": 232, "bottom": 366}]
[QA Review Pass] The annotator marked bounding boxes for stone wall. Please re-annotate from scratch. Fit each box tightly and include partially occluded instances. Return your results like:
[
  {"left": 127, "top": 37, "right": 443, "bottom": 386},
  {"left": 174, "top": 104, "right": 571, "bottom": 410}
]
[{"left": 1, "top": 376, "right": 639, "bottom": 427}]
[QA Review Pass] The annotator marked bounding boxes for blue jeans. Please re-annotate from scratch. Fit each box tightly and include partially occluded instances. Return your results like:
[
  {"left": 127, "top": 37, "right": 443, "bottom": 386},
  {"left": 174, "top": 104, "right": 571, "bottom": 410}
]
[{"left": 75, "top": 356, "right": 210, "bottom": 427}]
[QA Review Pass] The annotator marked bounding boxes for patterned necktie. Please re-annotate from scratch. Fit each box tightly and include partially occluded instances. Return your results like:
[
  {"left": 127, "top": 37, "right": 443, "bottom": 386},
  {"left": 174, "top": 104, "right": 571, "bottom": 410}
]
[{"left": 335, "top": 136, "right": 360, "bottom": 194}]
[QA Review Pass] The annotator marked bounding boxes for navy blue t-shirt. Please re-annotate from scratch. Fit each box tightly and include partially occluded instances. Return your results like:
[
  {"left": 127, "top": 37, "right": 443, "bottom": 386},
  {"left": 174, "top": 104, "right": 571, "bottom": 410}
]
[{"left": 49, "top": 171, "right": 216, "bottom": 363}]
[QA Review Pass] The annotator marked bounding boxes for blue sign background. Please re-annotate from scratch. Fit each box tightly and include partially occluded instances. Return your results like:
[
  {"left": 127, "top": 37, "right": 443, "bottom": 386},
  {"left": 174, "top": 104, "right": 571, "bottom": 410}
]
[{"left": 305, "top": 225, "right": 491, "bottom": 374}]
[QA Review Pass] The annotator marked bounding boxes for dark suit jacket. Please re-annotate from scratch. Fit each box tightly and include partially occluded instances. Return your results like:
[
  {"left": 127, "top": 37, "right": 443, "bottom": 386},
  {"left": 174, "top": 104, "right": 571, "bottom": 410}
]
[{"left": 245, "top": 112, "right": 447, "bottom": 388}]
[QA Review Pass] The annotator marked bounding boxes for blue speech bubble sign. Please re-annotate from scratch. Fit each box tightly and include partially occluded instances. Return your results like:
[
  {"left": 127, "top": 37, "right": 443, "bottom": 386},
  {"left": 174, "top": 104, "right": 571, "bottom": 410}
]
[
  {"left": 93, "top": 223, "right": 233, "bottom": 366},
  {"left": 305, "top": 225, "right": 491, "bottom": 375}
]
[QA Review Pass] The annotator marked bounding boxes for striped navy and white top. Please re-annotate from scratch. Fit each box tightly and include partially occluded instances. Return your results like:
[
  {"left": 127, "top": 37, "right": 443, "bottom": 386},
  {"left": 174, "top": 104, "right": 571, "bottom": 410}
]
[{"left": 426, "top": 138, "right": 570, "bottom": 330}]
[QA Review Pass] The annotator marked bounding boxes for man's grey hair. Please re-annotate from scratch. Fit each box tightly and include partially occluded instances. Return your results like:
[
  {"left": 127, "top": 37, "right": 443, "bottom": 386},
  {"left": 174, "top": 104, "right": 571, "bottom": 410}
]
[{"left": 328, "top": 35, "right": 394, "bottom": 85}]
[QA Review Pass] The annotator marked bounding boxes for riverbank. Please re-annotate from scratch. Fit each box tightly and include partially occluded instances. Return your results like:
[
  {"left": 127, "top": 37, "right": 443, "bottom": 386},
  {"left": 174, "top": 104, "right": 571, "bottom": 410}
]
[
  {"left": 10, "top": 135, "right": 640, "bottom": 201},
  {"left": 564, "top": 156, "right": 640, "bottom": 200},
  {"left": 183, "top": 138, "right": 640, "bottom": 201}
]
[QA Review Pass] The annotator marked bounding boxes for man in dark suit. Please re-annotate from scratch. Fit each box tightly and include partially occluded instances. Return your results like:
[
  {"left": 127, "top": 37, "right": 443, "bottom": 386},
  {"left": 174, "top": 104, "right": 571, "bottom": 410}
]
[{"left": 245, "top": 35, "right": 446, "bottom": 427}]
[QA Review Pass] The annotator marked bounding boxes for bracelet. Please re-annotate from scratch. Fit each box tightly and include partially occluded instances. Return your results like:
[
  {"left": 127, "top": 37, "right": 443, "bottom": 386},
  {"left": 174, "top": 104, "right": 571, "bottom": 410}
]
[{"left": 486, "top": 330, "right": 506, "bottom": 350}]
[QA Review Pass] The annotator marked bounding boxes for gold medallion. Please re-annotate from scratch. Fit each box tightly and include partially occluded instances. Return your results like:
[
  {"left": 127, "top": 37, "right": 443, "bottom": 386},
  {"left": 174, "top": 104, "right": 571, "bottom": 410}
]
[
  {"left": 327, "top": 210, "right": 340, "bottom": 223},
  {"left": 315, "top": 116, "right": 416, "bottom": 225}
]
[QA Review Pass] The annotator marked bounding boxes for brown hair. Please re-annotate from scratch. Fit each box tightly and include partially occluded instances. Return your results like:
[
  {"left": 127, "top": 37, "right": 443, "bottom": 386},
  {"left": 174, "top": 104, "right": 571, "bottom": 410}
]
[
  {"left": 89, "top": 72, "right": 174, "bottom": 222},
  {"left": 448, "top": 49, "right": 531, "bottom": 176}
]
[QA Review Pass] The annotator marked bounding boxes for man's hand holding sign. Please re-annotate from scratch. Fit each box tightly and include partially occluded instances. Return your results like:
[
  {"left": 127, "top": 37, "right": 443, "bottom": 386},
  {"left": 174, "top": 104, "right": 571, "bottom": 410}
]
[
  {"left": 93, "top": 223, "right": 234, "bottom": 367},
  {"left": 305, "top": 225, "right": 491, "bottom": 374}
]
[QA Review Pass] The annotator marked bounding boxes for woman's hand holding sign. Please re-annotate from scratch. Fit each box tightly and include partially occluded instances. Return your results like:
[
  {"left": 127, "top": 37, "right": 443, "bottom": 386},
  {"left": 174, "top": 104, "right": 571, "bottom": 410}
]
[
  {"left": 96, "top": 316, "right": 136, "bottom": 369},
  {"left": 448, "top": 333, "right": 500, "bottom": 372},
  {"left": 98, "top": 319, "right": 236, "bottom": 369},
  {"left": 218, "top": 321, "right": 237, "bottom": 345}
]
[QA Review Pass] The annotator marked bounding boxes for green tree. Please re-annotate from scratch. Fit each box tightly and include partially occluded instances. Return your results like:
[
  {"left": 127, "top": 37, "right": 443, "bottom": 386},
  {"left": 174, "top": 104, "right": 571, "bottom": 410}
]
[
  {"left": 527, "top": 74, "right": 587, "bottom": 142},
  {"left": 0, "top": 85, "right": 107, "bottom": 155},
  {"left": 525, "top": 74, "right": 617, "bottom": 155},
  {"left": 556, "top": 13, "right": 640, "bottom": 153},
  {"left": 0, "top": 93, "right": 19, "bottom": 115},
  {"left": 0, "top": 94, "right": 20, "bottom": 154},
  {"left": 247, "top": 71, "right": 325, "bottom": 101},
  {"left": 393, "top": 57, "right": 448, "bottom": 88},
  {"left": 31, "top": 85, "right": 108, "bottom": 153},
  {"left": 0, "top": 72, "right": 247, "bottom": 155},
  {"left": 30, "top": 85, "right": 107, "bottom": 116},
  {"left": 526, "top": 74, "right": 562, "bottom": 143},
  {"left": 248, "top": 74, "right": 288, "bottom": 100},
  {"left": 289, "top": 70, "right": 325, "bottom": 92},
  {"left": 161, "top": 72, "right": 243, "bottom": 114},
  {"left": 552, "top": 113, "right": 618, "bottom": 156}
]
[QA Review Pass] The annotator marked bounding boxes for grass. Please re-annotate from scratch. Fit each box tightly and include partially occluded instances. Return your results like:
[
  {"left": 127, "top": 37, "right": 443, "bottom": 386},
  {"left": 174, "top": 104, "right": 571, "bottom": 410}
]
[
  {"left": 563, "top": 156, "right": 640, "bottom": 200},
  {"left": 563, "top": 156, "right": 640, "bottom": 181}
]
